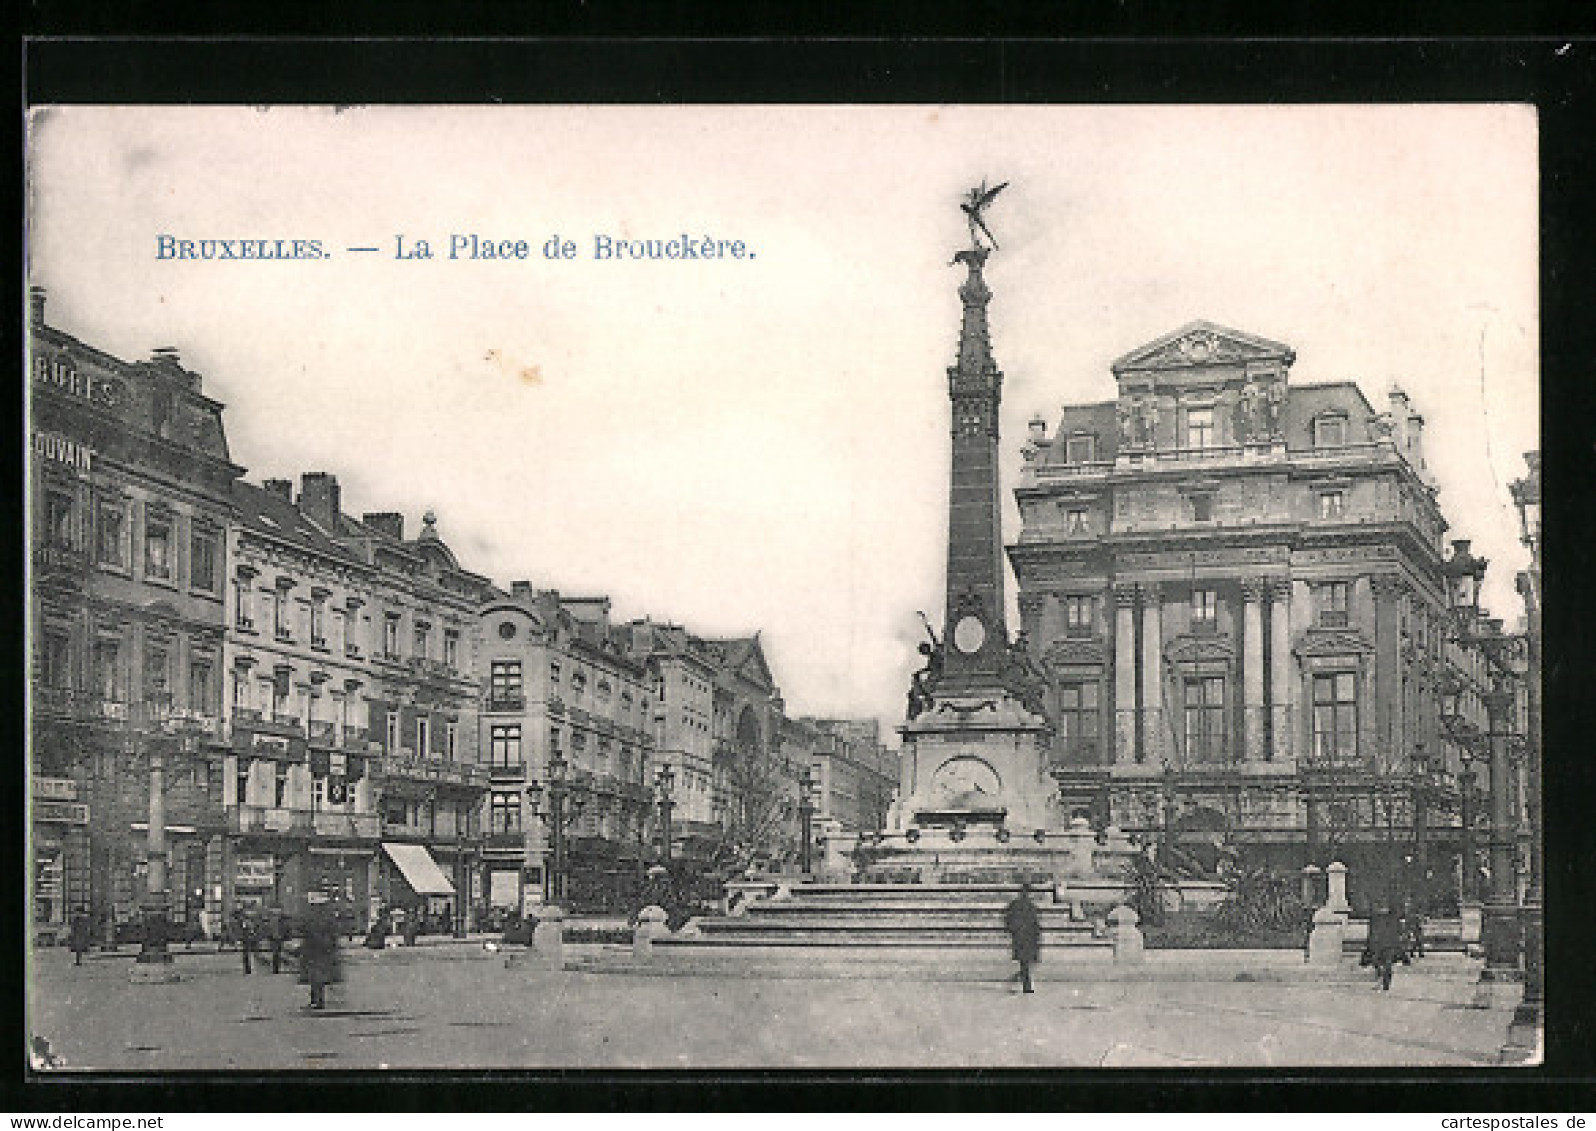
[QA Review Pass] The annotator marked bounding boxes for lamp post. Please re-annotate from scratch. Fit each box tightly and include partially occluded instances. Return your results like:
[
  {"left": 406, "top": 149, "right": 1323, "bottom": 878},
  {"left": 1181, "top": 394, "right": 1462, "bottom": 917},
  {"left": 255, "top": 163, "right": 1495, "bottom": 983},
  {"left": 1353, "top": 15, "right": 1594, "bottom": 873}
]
[
  {"left": 1509, "top": 451, "right": 1542, "bottom": 1047},
  {"left": 797, "top": 766, "right": 816, "bottom": 875},
  {"left": 131, "top": 691, "right": 177, "bottom": 982},
  {"left": 1410, "top": 742, "right": 1431, "bottom": 914},
  {"left": 1444, "top": 538, "right": 1522, "bottom": 984},
  {"left": 526, "top": 750, "right": 582, "bottom": 907},
  {"left": 655, "top": 762, "right": 675, "bottom": 865}
]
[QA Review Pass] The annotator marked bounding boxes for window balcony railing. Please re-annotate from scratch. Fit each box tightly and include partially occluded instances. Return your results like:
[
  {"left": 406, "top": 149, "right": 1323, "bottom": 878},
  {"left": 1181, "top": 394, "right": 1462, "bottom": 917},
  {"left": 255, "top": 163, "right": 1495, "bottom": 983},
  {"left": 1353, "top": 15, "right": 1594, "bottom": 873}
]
[
  {"left": 230, "top": 804, "right": 314, "bottom": 835},
  {"left": 32, "top": 544, "right": 88, "bottom": 579},
  {"left": 487, "top": 694, "right": 525, "bottom": 713},
  {"left": 274, "top": 628, "right": 294, "bottom": 643},
  {"left": 311, "top": 810, "right": 380, "bottom": 839},
  {"left": 489, "top": 760, "right": 527, "bottom": 779},
  {"left": 310, "top": 635, "right": 328, "bottom": 651},
  {"left": 344, "top": 642, "right": 362, "bottom": 659}
]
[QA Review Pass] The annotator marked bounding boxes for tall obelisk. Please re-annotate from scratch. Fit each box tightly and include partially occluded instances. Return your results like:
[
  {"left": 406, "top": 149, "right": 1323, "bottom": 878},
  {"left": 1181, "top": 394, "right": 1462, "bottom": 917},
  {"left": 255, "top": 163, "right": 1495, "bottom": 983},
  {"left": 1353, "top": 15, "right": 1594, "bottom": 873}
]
[{"left": 894, "top": 183, "right": 1053, "bottom": 837}]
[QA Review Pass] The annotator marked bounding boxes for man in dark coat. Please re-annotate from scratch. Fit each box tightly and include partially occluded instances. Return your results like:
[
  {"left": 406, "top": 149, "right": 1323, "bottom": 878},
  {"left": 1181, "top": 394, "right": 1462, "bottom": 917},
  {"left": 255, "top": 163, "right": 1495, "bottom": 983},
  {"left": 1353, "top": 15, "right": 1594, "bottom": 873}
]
[
  {"left": 68, "top": 912, "right": 92, "bottom": 967},
  {"left": 266, "top": 908, "right": 289, "bottom": 974},
  {"left": 298, "top": 900, "right": 344, "bottom": 1010},
  {"left": 1003, "top": 885, "right": 1043, "bottom": 993},
  {"left": 235, "top": 909, "right": 259, "bottom": 975},
  {"left": 1365, "top": 903, "right": 1405, "bottom": 992}
]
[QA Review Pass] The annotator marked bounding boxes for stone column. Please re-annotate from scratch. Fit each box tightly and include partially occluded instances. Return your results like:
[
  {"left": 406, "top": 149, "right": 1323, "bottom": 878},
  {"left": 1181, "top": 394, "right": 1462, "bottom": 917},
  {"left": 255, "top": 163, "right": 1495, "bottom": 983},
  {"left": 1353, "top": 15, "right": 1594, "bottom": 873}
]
[
  {"left": 1371, "top": 575, "right": 1406, "bottom": 763},
  {"left": 1268, "top": 578, "right": 1294, "bottom": 762},
  {"left": 1114, "top": 584, "right": 1138, "bottom": 764},
  {"left": 1242, "top": 577, "right": 1266, "bottom": 763},
  {"left": 1139, "top": 584, "right": 1163, "bottom": 763}
]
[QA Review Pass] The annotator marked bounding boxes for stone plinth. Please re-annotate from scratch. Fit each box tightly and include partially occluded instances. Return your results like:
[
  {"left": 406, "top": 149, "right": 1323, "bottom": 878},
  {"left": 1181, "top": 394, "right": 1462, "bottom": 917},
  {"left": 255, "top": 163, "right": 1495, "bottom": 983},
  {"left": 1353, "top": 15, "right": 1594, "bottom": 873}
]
[
  {"left": 532, "top": 905, "right": 565, "bottom": 970},
  {"left": 1307, "top": 906, "right": 1344, "bottom": 966},
  {"left": 633, "top": 906, "right": 669, "bottom": 958},
  {"left": 1108, "top": 905, "right": 1144, "bottom": 964}
]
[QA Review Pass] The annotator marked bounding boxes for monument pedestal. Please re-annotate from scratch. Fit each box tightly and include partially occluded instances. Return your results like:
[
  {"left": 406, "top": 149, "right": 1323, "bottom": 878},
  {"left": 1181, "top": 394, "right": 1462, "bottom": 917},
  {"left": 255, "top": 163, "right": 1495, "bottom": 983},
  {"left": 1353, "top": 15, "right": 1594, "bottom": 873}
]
[{"left": 894, "top": 688, "right": 1054, "bottom": 836}]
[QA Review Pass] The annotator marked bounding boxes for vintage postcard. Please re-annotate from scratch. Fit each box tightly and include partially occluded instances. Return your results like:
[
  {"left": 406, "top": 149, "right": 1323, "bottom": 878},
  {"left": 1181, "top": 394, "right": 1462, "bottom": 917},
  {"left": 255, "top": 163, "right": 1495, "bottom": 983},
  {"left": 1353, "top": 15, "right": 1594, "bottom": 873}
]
[{"left": 25, "top": 102, "right": 1541, "bottom": 1072}]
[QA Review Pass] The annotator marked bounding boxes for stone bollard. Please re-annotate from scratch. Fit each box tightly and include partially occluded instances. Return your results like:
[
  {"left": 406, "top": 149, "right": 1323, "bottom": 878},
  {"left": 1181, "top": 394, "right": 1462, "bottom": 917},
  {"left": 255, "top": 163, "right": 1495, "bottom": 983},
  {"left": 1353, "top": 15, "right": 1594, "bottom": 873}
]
[
  {"left": 1325, "top": 861, "right": 1350, "bottom": 917},
  {"left": 532, "top": 905, "right": 566, "bottom": 971},
  {"left": 1307, "top": 906, "right": 1345, "bottom": 966},
  {"left": 632, "top": 905, "right": 669, "bottom": 959},
  {"left": 1108, "top": 904, "right": 1145, "bottom": 964},
  {"left": 1458, "top": 901, "right": 1483, "bottom": 946},
  {"left": 1063, "top": 816, "right": 1097, "bottom": 877}
]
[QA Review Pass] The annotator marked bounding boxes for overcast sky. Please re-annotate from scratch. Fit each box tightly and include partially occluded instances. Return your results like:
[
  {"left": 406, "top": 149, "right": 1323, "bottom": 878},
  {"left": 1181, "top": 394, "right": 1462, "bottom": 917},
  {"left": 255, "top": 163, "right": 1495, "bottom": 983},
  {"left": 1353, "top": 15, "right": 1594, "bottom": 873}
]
[{"left": 26, "top": 105, "right": 1539, "bottom": 739}]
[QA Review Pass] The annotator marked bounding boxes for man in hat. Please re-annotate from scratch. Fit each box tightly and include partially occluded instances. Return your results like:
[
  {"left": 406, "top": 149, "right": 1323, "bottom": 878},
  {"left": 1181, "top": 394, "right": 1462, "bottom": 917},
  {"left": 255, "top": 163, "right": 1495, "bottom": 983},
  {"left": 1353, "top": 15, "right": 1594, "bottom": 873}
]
[{"left": 1003, "top": 884, "right": 1043, "bottom": 993}]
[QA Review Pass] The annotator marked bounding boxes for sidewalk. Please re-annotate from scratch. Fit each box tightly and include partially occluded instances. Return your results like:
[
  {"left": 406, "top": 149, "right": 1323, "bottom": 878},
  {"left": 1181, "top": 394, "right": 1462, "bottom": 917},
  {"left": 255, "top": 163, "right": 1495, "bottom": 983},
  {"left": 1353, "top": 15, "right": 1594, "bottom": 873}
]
[{"left": 27, "top": 942, "right": 1524, "bottom": 1071}]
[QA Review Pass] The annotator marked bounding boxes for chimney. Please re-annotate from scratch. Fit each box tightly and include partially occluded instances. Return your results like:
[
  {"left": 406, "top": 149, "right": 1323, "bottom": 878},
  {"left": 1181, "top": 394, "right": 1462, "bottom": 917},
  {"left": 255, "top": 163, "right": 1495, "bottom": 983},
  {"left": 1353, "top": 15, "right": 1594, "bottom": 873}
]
[
  {"left": 29, "top": 287, "right": 45, "bottom": 326},
  {"left": 362, "top": 512, "right": 405, "bottom": 540},
  {"left": 298, "top": 472, "right": 342, "bottom": 532},
  {"left": 261, "top": 478, "right": 293, "bottom": 503},
  {"left": 510, "top": 580, "right": 533, "bottom": 599}
]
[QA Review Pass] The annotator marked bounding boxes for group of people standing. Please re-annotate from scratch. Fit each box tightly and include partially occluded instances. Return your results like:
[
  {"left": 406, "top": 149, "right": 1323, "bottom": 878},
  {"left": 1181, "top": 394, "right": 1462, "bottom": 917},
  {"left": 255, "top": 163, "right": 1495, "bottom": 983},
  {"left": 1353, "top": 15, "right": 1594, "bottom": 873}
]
[{"left": 232, "top": 903, "right": 344, "bottom": 1010}]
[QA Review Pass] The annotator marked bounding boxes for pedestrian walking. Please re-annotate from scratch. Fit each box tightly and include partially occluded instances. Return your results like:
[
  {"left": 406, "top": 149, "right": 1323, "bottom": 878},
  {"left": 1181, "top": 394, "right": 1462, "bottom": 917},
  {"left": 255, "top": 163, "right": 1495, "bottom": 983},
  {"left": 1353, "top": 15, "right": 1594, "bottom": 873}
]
[
  {"left": 1364, "top": 903, "right": 1405, "bottom": 991},
  {"left": 403, "top": 904, "right": 420, "bottom": 948},
  {"left": 68, "top": 912, "right": 91, "bottom": 967},
  {"left": 1002, "top": 884, "right": 1042, "bottom": 994},
  {"left": 297, "top": 898, "right": 344, "bottom": 1011},
  {"left": 267, "top": 907, "right": 289, "bottom": 974},
  {"left": 236, "top": 909, "right": 260, "bottom": 975}
]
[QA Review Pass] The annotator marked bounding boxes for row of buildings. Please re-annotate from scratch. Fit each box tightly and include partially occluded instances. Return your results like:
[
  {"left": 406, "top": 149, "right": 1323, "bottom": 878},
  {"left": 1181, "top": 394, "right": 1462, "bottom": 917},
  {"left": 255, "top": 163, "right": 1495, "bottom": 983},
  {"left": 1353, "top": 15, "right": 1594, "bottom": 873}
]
[
  {"left": 28, "top": 289, "right": 897, "bottom": 942},
  {"left": 1003, "top": 320, "right": 1535, "bottom": 909}
]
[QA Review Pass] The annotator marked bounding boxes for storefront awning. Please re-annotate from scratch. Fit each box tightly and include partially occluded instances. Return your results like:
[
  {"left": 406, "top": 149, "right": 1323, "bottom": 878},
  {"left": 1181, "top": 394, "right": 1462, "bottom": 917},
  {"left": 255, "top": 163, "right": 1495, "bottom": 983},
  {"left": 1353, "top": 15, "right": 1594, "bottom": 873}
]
[{"left": 381, "top": 842, "right": 456, "bottom": 896}]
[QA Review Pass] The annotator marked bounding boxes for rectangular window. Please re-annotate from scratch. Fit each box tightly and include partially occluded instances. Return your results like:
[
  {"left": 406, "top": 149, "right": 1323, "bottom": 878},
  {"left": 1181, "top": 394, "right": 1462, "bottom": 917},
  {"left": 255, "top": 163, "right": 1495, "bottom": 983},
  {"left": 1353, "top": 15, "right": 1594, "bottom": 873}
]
[
  {"left": 1317, "top": 490, "right": 1346, "bottom": 520},
  {"left": 1063, "top": 595, "right": 1094, "bottom": 636},
  {"left": 311, "top": 775, "right": 325, "bottom": 811},
  {"left": 416, "top": 715, "right": 431, "bottom": 757},
  {"left": 1065, "top": 508, "right": 1089, "bottom": 535},
  {"left": 383, "top": 613, "right": 400, "bottom": 658},
  {"left": 1315, "top": 416, "right": 1348, "bottom": 447},
  {"left": 1183, "top": 676, "right": 1227, "bottom": 762},
  {"left": 1185, "top": 407, "right": 1215, "bottom": 450},
  {"left": 1312, "top": 672, "right": 1359, "bottom": 763},
  {"left": 444, "top": 719, "right": 458, "bottom": 761},
  {"left": 490, "top": 660, "right": 523, "bottom": 708},
  {"left": 189, "top": 660, "right": 213, "bottom": 713},
  {"left": 234, "top": 581, "right": 254, "bottom": 630},
  {"left": 273, "top": 587, "right": 292, "bottom": 641},
  {"left": 41, "top": 631, "right": 72, "bottom": 688},
  {"left": 96, "top": 499, "right": 127, "bottom": 568},
  {"left": 1192, "top": 589, "right": 1219, "bottom": 632},
  {"left": 1058, "top": 681, "right": 1100, "bottom": 758},
  {"left": 443, "top": 629, "right": 459, "bottom": 669},
  {"left": 572, "top": 670, "right": 588, "bottom": 698},
  {"left": 190, "top": 527, "right": 220, "bottom": 594},
  {"left": 490, "top": 724, "right": 522, "bottom": 768},
  {"left": 1190, "top": 493, "right": 1214, "bottom": 522},
  {"left": 385, "top": 710, "right": 400, "bottom": 754},
  {"left": 144, "top": 509, "right": 173, "bottom": 581},
  {"left": 1319, "top": 581, "right": 1350, "bottom": 628},
  {"left": 490, "top": 792, "right": 522, "bottom": 835},
  {"left": 274, "top": 765, "right": 288, "bottom": 808},
  {"left": 1064, "top": 435, "right": 1095, "bottom": 464},
  {"left": 94, "top": 637, "right": 123, "bottom": 702},
  {"left": 45, "top": 490, "right": 76, "bottom": 549},
  {"left": 310, "top": 598, "right": 327, "bottom": 648},
  {"left": 413, "top": 623, "right": 429, "bottom": 660},
  {"left": 550, "top": 661, "right": 562, "bottom": 692}
]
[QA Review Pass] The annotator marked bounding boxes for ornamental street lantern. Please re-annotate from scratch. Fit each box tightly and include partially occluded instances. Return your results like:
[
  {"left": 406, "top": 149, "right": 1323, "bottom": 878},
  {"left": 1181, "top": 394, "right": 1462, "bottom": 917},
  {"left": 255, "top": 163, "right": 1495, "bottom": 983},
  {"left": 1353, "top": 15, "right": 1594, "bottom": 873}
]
[
  {"left": 797, "top": 766, "right": 817, "bottom": 875},
  {"left": 654, "top": 762, "right": 675, "bottom": 864},
  {"left": 1443, "top": 539, "right": 1487, "bottom": 622},
  {"left": 526, "top": 750, "right": 584, "bottom": 906}
]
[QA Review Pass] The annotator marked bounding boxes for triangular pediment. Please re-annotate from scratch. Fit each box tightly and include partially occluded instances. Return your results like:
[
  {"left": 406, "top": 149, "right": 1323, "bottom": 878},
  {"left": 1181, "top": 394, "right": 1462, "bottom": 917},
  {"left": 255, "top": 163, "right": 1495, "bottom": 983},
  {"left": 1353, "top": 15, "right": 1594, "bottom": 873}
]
[{"left": 1111, "top": 321, "right": 1295, "bottom": 374}]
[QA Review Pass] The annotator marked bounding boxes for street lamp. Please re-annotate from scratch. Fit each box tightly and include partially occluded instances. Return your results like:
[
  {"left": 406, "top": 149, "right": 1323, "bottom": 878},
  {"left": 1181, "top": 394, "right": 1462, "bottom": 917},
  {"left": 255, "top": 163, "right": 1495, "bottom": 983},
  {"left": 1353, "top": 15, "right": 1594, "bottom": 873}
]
[
  {"left": 526, "top": 750, "right": 583, "bottom": 907},
  {"left": 1410, "top": 742, "right": 1432, "bottom": 914},
  {"left": 130, "top": 690, "right": 177, "bottom": 983},
  {"left": 797, "top": 766, "right": 816, "bottom": 875},
  {"left": 654, "top": 762, "right": 675, "bottom": 865},
  {"left": 1508, "top": 451, "right": 1542, "bottom": 1051},
  {"left": 1445, "top": 538, "right": 1521, "bottom": 985}
]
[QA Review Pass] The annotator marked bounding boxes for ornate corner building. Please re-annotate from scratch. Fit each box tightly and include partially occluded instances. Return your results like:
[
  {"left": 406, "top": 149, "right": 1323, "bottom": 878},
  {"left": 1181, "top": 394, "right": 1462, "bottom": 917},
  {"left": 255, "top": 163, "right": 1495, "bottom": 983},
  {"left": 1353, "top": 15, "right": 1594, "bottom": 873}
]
[{"left": 1009, "top": 320, "right": 1485, "bottom": 892}]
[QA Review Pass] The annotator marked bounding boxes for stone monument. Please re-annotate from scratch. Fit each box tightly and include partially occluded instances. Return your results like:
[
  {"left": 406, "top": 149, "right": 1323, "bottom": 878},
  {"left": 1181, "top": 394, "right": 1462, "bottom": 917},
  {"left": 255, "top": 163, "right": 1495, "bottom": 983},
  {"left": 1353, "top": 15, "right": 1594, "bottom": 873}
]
[{"left": 888, "top": 181, "right": 1059, "bottom": 848}]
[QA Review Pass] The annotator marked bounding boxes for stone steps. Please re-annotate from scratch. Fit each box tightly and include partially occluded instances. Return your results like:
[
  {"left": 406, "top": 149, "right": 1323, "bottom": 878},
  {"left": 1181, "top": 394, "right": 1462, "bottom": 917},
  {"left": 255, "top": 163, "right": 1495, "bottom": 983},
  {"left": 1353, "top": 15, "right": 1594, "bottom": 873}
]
[{"left": 690, "top": 924, "right": 1105, "bottom": 945}]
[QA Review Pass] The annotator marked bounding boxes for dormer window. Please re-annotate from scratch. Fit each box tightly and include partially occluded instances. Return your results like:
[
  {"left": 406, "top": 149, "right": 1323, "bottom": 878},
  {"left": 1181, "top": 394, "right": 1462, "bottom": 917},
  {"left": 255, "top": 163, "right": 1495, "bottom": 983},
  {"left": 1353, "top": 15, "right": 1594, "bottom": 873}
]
[
  {"left": 1317, "top": 490, "right": 1346, "bottom": 520},
  {"left": 1314, "top": 413, "right": 1349, "bottom": 448},
  {"left": 1064, "top": 508, "right": 1089, "bottom": 535},
  {"left": 1064, "top": 434, "right": 1096, "bottom": 464}
]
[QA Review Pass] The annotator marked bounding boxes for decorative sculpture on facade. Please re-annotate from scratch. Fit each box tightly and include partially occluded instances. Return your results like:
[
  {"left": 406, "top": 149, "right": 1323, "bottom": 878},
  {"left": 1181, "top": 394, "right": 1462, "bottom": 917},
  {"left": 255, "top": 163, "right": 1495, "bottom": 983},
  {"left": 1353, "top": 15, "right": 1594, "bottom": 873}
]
[{"left": 906, "top": 613, "right": 944, "bottom": 720}]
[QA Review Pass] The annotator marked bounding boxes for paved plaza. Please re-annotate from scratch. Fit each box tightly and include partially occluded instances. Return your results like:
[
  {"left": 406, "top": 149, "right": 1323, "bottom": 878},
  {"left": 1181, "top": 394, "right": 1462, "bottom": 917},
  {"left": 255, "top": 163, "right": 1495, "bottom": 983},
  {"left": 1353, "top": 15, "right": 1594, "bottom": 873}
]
[{"left": 28, "top": 940, "right": 1525, "bottom": 1071}]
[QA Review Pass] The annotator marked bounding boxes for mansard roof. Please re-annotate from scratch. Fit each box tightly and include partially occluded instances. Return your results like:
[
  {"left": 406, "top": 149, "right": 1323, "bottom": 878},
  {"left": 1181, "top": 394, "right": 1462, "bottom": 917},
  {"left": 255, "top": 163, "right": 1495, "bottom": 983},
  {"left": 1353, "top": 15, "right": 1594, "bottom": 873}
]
[
  {"left": 1111, "top": 320, "right": 1295, "bottom": 375},
  {"left": 233, "top": 480, "right": 361, "bottom": 564}
]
